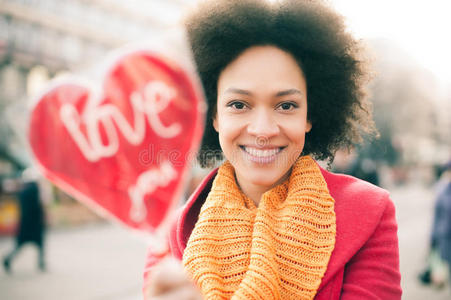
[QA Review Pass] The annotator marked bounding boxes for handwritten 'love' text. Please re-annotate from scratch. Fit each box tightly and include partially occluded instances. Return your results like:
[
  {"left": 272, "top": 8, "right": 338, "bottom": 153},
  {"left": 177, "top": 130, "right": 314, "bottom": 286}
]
[{"left": 60, "top": 81, "right": 182, "bottom": 162}]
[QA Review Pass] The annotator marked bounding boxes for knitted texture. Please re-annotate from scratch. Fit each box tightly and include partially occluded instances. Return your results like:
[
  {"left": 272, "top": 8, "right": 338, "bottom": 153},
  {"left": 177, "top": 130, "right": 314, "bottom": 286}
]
[{"left": 183, "top": 156, "right": 336, "bottom": 299}]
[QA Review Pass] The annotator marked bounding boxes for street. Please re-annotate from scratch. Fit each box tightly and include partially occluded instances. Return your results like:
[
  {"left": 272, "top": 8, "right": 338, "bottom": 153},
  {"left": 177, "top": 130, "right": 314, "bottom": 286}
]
[
  {"left": 0, "top": 223, "right": 146, "bottom": 300},
  {"left": 1, "top": 183, "right": 450, "bottom": 299},
  {"left": 392, "top": 184, "right": 450, "bottom": 299}
]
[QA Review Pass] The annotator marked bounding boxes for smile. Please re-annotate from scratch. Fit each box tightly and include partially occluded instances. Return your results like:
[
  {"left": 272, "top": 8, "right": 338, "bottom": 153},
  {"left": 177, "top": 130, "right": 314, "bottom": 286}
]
[{"left": 240, "top": 146, "right": 285, "bottom": 163}]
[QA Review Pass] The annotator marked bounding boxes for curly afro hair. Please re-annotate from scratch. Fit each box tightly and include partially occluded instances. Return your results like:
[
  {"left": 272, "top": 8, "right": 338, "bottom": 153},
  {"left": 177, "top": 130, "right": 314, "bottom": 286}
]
[{"left": 185, "top": 0, "right": 376, "bottom": 167}]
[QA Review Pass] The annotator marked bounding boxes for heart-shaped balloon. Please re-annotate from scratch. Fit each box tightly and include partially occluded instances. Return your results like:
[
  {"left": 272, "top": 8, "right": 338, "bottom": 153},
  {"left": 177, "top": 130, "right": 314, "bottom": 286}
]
[{"left": 29, "top": 50, "right": 204, "bottom": 233}]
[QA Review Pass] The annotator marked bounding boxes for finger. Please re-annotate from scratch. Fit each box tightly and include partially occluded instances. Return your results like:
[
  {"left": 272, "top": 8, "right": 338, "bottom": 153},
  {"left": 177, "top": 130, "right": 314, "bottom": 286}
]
[
  {"left": 148, "top": 284, "right": 203, "bottom": 300},
  {"left": 149, "top": 258, "right": 193, "bottom": 294}
]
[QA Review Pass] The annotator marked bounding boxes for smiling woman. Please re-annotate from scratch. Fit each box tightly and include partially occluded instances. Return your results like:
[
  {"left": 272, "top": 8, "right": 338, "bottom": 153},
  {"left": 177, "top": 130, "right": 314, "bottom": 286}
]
[
  {"left": 214, "top": 46, "right": 311, "bottom": 205},
  {"left": 143, "top": 1, "right": 402, "bottom": 299}
]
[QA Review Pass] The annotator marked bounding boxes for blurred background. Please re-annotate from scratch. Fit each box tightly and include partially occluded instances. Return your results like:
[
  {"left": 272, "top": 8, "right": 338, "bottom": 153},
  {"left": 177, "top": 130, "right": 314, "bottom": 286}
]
[{"left": 0, "top": 0, "right": 450, "bottom": 299}]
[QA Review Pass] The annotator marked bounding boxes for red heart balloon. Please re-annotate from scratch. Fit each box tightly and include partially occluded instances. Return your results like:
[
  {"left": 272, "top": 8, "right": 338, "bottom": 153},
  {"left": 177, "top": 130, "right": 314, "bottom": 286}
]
[{"left": 29, "top": 50, "right": 204, "bottom": 233}]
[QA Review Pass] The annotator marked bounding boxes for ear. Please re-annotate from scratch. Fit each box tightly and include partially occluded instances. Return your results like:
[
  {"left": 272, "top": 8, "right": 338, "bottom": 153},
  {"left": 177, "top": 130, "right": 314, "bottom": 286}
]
[
  {"left": 306, "top": 121, "right": 312, "bottom": 133},
  {"left": 213, "top": 115, "right": 219, "bottom": 132}
]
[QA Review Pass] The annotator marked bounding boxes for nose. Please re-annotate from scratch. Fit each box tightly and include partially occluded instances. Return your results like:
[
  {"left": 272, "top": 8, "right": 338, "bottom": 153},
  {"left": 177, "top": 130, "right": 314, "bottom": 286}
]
[{"left": 247, "top": 108, "right": 280, "bottom": 138}]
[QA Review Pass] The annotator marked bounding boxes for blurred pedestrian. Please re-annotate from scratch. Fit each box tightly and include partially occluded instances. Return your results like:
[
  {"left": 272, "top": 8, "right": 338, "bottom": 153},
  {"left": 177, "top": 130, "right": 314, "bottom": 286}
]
[
  {"left": 3, "top": 170, "right": 46, "bottom": 273},
  {"left": 419, "top": 160, "right": 451, "bottom": 287}
]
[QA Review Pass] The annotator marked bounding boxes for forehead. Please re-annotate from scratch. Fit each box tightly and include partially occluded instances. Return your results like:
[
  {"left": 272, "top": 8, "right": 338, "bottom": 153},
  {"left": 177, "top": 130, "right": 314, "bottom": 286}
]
[{"left": 217, "top": 46, "right": 306, "bottom": 94}]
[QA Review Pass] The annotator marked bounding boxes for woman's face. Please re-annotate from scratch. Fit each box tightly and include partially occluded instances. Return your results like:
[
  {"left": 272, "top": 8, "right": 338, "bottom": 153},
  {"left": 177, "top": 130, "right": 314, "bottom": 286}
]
[{"left": 214, "top": 46, "right": 311, "bottom": 191}]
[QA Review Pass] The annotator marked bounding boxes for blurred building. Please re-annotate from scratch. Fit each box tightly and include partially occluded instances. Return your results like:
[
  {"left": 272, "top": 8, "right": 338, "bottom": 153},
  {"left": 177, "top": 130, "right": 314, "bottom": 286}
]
[
  {"left": 0, "top": 0, "right": 190, "bottom": 173},
  {"left": 361, "top": 39, "right": 451, "bottom": 184}
]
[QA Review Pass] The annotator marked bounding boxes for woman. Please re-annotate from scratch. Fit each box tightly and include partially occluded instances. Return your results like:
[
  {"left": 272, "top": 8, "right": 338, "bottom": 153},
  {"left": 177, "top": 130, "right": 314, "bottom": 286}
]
[{"left": 144, "top": 0, "right": 402, "bottom": 299}]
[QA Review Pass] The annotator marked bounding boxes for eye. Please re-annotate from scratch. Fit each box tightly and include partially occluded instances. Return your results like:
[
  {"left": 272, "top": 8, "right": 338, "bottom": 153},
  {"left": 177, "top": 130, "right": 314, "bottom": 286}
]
[
  {"left": 277, "top": 102, "right": 298, "bottom": 111},
  {"left": 227, "top": 101, "right": 248, "bottom": 110}
]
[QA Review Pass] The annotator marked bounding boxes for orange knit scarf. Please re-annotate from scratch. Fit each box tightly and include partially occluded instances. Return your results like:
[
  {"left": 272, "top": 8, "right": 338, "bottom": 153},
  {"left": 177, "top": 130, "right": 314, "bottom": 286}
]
[{"left": 183, "top": 156, "right": 336, "bottom": 299}]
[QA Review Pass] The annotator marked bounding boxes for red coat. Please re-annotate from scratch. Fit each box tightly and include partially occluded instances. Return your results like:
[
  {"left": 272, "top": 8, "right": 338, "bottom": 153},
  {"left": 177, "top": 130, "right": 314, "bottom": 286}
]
[{"left": 144, "top": 164, "right": 402, "bottom": 299}]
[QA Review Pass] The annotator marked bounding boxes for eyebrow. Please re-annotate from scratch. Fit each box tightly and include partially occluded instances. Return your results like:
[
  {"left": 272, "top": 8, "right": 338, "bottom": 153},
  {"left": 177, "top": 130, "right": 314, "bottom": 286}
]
[
  {"left": 223, "top": 88, "right": 252, "bottom": 95},
  {"left": 275, "top": 89, "right": 303, "bottom": 97},
  {"left": 223, "top": 87, "right": 303, "bottom": 97}
]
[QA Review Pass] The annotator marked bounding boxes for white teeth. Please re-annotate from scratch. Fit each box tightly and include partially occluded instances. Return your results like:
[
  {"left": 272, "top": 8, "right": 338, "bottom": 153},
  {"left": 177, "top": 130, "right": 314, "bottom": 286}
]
[{"left": 244, "top": 147, "right": 281, "bottom": 157}]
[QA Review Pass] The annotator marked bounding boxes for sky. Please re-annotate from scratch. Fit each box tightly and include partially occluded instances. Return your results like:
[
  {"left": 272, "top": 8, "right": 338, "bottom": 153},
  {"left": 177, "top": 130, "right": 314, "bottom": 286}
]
[{"left": 331, "top": 0, "right": 451, "bottom": 85}]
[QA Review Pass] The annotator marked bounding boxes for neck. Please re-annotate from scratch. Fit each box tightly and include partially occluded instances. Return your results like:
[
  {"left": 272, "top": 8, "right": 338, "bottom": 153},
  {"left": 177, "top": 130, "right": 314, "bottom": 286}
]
[
  {"left": 236, "top": 181, "right": 268, "bottom": 207},
  {"left": 235, "top": 168, "right": 292, "bottom": 207}
]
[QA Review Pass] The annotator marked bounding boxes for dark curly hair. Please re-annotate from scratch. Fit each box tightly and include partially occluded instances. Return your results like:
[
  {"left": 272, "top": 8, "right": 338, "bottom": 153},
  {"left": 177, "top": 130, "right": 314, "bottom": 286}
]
[{"left": 185, "top": 0, "right": 376, "bottom": 167}]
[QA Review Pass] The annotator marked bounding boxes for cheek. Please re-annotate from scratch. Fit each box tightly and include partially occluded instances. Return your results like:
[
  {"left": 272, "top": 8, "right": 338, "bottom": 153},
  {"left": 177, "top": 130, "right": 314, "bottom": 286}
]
[
  {"left": 216, "top": 117, "right": 247, "bottom": 159},
  {"left": 216, "top": 113, "right": 245, "bottom": 137},
  {"left": 217, "top": 121, "right": 242, "bottom": 146},
  {"left": 281, "top": 120, "right": 308, "bottom": 146},
  {"left": 289, "top": 131, "right": 307, "bottom": 146}
]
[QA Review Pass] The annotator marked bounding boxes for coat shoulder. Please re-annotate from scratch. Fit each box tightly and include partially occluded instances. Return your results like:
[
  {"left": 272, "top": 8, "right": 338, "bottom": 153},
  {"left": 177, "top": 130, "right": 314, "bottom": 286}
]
[
  {"left": 321, "top": 167, "right": 391, "bottom": 215},
  {"left": 319, "top": 167, "right": 398, "bottom": 275}
]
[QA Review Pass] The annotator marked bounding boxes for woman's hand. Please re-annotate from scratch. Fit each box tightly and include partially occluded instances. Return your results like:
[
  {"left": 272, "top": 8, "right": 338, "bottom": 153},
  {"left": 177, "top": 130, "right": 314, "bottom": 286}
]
[{"left": 144, "top": 257, "right": 202, "bottom": 300}]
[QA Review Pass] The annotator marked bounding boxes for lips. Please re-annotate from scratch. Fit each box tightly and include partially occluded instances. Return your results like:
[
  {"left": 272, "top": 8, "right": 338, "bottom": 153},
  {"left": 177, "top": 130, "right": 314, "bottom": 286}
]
[
  {"left": 240, "top": 145, "right": 285, "bottom": 163},
  {"left": 243, "top": 146, "right": 281, "bottom": 157}
]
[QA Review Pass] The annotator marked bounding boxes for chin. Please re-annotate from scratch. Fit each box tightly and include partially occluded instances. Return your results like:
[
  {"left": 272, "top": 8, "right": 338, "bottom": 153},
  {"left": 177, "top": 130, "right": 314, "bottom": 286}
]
[{"left": 247, "top": 173, "right": 285, "bottom": 188}]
